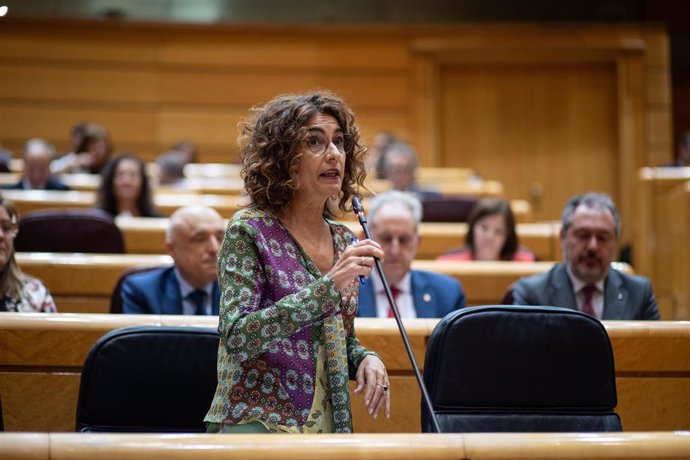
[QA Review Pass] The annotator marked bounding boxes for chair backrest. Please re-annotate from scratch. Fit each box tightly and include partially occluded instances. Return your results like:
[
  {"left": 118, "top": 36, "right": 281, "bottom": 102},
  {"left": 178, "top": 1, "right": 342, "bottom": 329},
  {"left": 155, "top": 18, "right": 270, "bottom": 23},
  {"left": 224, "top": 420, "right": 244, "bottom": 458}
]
[
  {"left": 76, "top": 326, "right": 219, "bottom": 432},
  {"left": 110, "top": 265, "right": 170, "bottom": 313},
  {"left": 420, "top": 195, "right": 478, "bottom": 222},
  {"left": 14, "top": 208, "right": 125, "bottom": 253},
  {"left": 422, "top": 305, "right": 621, "bottom": 433}
]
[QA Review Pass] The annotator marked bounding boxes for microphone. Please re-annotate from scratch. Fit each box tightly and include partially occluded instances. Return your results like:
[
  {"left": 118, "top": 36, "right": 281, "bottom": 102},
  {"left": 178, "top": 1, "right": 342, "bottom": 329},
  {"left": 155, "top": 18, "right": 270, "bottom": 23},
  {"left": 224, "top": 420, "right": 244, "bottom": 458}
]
[{"left": 352, "top": 197, "right": 442, "bottom": 433}]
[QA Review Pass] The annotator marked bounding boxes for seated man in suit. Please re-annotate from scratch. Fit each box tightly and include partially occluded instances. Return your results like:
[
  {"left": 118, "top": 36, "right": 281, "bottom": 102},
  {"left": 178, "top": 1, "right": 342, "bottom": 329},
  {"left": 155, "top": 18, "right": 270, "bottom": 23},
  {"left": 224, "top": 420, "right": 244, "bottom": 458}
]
[
  {"left": 357, "top": 190, "right": 466, "bottom": 318},
  {"left": 122, "top": 206, "right": 225, "bottom": 315},
  {"left": 513, "top": 192, "right": 660, "bottom": 320},
  {"left": 3, "top": 139, "right": 69, "bottom": 191}
]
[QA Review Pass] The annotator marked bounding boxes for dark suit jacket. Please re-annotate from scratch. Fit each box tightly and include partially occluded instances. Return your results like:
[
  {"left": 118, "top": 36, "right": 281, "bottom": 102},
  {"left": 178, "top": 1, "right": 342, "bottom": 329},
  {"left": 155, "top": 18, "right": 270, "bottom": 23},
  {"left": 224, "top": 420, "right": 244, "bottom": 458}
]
[
  {"left": 512, "top": 263, "right": 660, "bottom": 320},
  {"left": 357, "top": 269, "right": 466, "bottom": 318},
  {"left": 122, "top": 266, "right": 220, "bottom": 315},
  {"left": 2, "top": 177, "right": 70, "bottom": 191}
]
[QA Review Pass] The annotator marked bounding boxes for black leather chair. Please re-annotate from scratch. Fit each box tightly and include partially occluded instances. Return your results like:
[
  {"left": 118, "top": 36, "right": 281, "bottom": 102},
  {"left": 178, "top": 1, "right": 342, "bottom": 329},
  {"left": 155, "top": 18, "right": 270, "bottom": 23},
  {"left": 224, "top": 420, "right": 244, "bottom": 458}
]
[
  {"left": 422, "top": 305, "right": 621, "bottom": 433},
  {"left": 76, "top": 326, "right": 219, "bottom": 432},
  {"left": 14, "top": 208, "right": 125, "bottom": 253},
  {"left": 420, "top": 195, "right": 478, "bottom": 222},
  {"left": 110, "top": 265, "right": 170, "bottom": 313}
]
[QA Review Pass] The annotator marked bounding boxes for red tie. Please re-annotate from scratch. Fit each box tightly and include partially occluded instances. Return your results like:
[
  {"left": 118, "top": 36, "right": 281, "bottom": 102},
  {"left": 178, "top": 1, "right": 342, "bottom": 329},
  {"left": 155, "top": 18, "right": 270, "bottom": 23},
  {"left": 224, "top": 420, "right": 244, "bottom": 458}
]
[
  {"left": 388, "top": 286, "right": 400, "bottom": 318},
  {"left": 581, "top": 285, "right": 597, "bottom": 317}
]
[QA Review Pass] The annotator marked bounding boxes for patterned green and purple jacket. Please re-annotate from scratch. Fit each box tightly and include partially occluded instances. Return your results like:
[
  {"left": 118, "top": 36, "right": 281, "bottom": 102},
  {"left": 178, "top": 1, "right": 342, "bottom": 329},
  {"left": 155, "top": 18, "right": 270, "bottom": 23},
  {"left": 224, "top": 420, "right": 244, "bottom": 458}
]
[{"left": 204, "top": 206, "right": 377, "bottom": 433}]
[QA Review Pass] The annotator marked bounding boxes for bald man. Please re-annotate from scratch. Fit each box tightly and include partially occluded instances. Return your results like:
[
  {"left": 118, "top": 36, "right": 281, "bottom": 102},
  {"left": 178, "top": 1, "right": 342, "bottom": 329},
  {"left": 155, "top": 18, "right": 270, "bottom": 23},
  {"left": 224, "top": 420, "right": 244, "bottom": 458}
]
[
  {"left": 122, "top": 206, "right": 226, "bottom": 315},
  {"left": 3, "top": 138, "right": 69, "bottom": 191}
]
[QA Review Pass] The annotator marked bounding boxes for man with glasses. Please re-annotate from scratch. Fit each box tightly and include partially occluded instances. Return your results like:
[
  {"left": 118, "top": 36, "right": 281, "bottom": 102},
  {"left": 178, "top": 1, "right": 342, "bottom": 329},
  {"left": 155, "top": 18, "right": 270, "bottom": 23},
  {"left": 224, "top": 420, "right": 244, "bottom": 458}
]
[
  {"left": 513, "top": 192, "right": 660, "bottom": 320},
  {"left": 357, "top": 190, "right": 466, "bottom": 318}
]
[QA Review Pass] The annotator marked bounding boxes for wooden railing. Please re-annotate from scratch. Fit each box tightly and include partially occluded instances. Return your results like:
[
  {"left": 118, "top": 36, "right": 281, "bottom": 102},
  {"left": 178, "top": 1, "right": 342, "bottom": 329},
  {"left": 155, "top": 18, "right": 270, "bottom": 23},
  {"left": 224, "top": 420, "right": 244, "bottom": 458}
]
[
  {"left": 0, "top": 313, "right": 687, "bottom": 434},
  {"left": 113, "top": 217, "right": 561, "bottom": 260},
  {"left": 1, "top": 432, "right": 689, "bottom": 459},
  {"left": 16, "top": 254, "right": 580, "bottom": 313}
]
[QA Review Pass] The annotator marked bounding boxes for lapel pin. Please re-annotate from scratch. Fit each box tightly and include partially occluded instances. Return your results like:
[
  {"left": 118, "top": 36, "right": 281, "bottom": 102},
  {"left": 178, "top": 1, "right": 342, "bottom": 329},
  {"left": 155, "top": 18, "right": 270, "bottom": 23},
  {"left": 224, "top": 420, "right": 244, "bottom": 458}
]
[
  {"left": 617, "top": 293, "right": 623, "bottom": 300},
  {"left": 423, "top": 293, "right": 432, "bottom": 302}
]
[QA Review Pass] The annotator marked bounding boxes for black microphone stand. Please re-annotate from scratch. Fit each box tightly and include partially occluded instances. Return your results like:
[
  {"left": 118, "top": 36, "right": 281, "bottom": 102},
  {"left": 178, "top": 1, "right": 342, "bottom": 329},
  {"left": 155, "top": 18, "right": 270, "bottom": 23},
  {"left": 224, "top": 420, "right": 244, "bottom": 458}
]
[{"left": 352, "top": 197, "right": 442, "bottom": 433}]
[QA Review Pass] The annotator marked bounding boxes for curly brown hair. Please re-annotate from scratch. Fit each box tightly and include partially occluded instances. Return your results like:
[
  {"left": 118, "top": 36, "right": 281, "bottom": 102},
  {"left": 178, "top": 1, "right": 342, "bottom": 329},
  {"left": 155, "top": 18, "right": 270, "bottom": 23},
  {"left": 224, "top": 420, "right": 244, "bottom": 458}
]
[{"left": 239, "top": 91, "right": 368, "bottom": 218}]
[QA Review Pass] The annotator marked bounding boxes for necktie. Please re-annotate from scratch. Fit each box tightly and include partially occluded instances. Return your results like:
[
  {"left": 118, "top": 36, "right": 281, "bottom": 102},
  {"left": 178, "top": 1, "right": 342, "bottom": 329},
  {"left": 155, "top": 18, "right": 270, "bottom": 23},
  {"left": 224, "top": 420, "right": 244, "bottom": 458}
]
[
  {"left": 188, "top": 289, "right": 207, "bottom": 316},
  {"left": 581, "top": 285, "right": 597, "bottom": 317},
  {"left": 388, "top": 286, "right": 400, "bottom": 318}
]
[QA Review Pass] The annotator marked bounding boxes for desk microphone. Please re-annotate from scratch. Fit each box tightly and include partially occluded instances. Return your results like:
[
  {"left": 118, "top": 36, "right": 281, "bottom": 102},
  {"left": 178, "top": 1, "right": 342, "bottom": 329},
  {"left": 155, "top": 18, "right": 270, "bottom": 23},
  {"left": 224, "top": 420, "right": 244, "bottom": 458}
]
[{"left": 352, "top": 197, "right": 442, "bottom": 433}]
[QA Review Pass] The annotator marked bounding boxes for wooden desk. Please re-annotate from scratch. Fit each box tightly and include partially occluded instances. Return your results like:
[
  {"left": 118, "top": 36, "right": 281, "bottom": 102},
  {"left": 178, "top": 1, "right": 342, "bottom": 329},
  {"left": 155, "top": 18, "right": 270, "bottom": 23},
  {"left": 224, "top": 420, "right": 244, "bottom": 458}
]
[
  {"left": 1, "top": 432, "right": 690, "bottom": 460},
  {"left": 0, "top": 189, "right": 248, "bottom": 218},
  {"left": 17, "top": 253, "right": 172, "bottom": 313},
  {"left": 0, "top": 314, "right": 688, "bottom": 435},
  {"left": 115, "top": 217, "right": 560, "bottom": 260},
  {"left": 16, "top": 254, "right": 577, "bottom": 313}
]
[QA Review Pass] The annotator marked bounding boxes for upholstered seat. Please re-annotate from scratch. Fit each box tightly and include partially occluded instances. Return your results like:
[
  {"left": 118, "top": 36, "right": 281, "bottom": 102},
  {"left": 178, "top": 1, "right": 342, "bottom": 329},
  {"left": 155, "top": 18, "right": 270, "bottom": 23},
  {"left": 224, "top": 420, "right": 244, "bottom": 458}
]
[
  {"left": 75, "top": 326, "right": 218, "bottom": 432},
  {"left": 420, "top": 196, "right": 478, "bottom": 222},
  {"left": 14, "top": 208, "right": 125, "bottom": 253},
  {"left": 422, "top": 305, "right": 621, "bottom": 433}
]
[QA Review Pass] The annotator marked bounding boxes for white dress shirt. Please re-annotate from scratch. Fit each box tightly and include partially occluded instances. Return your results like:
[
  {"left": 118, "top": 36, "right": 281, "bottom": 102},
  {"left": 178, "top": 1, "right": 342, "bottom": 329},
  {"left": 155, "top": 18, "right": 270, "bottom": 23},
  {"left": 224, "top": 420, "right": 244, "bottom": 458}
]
[{"left": 370, "top": 269, "right": 417, "bottom": 319}]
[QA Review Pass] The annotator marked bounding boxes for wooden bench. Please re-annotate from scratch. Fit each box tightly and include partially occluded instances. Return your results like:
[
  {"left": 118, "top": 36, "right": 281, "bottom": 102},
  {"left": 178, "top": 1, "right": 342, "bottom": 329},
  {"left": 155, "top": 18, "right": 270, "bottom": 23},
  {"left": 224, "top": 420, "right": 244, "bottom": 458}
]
[
  {"left": 114, "top": 217, "right": 561, "bottom": 260},
  {"left": 16, "top": 254, "right": 580, "bottom": 313},
  {"left": 1, "top": 432, "right": 689, "bottom": 460},
  {"left": 0, "top": 313, "right": 688, "bottom": 434},
  {"left": 0, "top": 189, "right": 248, "bottom": 218}
]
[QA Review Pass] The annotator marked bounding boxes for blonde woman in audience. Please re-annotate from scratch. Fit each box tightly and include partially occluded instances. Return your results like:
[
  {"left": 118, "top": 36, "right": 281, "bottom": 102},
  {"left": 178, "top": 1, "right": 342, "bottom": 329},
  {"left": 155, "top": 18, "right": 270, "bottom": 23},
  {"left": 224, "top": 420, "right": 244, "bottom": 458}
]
[
  {"left": 95, "top": 153, "right": 161, "bottom": 218},
  {"left": 438, "top": 197, "right": 536, "bottom": 262},
  {"left": 0, "top": 195, "right": 57, "bottom": 312}
]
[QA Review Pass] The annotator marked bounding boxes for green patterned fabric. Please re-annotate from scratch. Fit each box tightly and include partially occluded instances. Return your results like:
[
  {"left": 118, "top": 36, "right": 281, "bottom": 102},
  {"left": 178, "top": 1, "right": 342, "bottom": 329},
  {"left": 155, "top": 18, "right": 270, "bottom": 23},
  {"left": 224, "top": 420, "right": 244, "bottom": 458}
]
[{"left": 205, "top": 206, "right": 377, "bottom": 433}]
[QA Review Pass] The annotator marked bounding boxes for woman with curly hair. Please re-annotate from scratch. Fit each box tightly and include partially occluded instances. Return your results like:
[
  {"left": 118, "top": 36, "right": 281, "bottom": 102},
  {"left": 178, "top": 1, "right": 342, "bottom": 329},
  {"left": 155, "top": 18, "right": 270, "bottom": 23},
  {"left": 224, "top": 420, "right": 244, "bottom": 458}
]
[
  {"left": 0, "top": 195, "right": 57, "bottom": 312},
  {"left": 95, "top": 153, "right": 161, "bottom": 218},
  {"left": 205, "top": 92, "right": 390, "bottom": 434}
]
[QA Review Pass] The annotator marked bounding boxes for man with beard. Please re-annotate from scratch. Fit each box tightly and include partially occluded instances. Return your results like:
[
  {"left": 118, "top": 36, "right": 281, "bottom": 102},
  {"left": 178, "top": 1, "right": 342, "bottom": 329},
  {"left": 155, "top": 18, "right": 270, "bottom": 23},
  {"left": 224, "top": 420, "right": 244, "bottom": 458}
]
[{"left": 513, "top": 192, "right": 659, "bottom": 320}]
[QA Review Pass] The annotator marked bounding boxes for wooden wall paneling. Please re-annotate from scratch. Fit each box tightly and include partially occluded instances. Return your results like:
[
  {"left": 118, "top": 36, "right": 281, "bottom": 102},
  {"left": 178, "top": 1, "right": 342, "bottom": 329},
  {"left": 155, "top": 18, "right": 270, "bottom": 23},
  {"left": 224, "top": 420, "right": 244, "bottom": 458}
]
[
  {"left": 0, "top": 62, "right": 159, "bottom": 104},
  {"left": 668, "top": 181, "right": 690, "bottom": 320},
  {"left": 409, "top": 55, "right": 440, "bottom": 166},
  {"left": 157, "top": 72, "right": 409, "bottom": 109},
  {"left": 633, "top": 167, "right": 690, "bottom": 319},
  {"left": 437, "top": 63, "right": 530, "bottom": 204},
  {"left": 615, "top": 50, "right": 646, "bottom": 245},
  {"left": 0, "top": 106, "right": 158, "bottom": 157},
  {"left": 434, "top": 60, "right": 619, "bottom": 222},
  {"left": 531, "top": 62, "right": 619, "bottom": 222}
]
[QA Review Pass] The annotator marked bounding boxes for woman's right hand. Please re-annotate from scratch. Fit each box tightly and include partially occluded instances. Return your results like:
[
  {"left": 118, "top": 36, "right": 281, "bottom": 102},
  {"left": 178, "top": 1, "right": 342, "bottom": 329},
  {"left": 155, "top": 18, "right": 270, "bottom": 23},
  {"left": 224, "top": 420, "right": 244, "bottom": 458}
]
[{"left": 327, "top": 238, "right": 384, "bottom": 293}]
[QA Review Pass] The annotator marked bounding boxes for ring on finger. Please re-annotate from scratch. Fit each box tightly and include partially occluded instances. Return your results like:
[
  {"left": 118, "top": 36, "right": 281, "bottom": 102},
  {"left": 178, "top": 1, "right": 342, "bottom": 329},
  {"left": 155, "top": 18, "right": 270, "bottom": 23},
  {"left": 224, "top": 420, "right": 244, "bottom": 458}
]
[
  {"left": 376, "top": 382, "right": 389, "bottom": 392},
  {"left": 361, "top": 256, "right": 366, "bottom": 266}
]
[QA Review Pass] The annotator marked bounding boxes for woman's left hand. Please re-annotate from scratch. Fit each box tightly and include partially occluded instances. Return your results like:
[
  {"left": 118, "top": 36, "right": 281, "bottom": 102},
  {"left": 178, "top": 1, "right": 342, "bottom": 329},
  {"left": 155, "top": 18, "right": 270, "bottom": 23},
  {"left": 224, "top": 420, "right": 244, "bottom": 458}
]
[{"left": 354, "top": 354, "right": 391, "bottom": 420}]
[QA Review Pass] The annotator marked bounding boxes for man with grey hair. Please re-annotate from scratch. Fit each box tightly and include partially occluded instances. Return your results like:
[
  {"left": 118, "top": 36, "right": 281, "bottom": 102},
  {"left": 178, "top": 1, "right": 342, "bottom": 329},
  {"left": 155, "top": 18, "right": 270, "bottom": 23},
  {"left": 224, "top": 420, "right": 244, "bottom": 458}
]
[
  {"left": 381, "top": 141, "right": 440, "bottom": 198},
  {"left": 122, "top": 206, "right": 225, "bottom": 315},
  {"left": 2, "top": 138, "right": 69, "bottom": 191},
  {"left": 513, "top": 192, "right": 659, "bottom": 320},
  {"left": 357, "top": 190, "right": 466, "bottom": 318}
]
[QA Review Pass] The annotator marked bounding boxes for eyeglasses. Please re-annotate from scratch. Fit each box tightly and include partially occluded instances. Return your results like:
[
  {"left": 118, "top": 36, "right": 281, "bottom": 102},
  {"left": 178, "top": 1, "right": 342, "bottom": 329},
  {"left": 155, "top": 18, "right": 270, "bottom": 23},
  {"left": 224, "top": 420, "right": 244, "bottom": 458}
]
[
  {"left": 304, "top": 131, "right": 352, "bottom": 156},
  {"left": 0, "top": 219, "right": 18, "bottom": 239}
]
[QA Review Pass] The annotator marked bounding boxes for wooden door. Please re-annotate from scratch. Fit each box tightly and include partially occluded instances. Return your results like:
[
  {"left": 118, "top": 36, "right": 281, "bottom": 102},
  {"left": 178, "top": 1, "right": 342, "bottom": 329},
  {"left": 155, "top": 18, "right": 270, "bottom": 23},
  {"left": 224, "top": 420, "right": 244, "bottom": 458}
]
[{"left": 439, "top": 62, "right": 618, "bottom": 221}]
